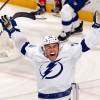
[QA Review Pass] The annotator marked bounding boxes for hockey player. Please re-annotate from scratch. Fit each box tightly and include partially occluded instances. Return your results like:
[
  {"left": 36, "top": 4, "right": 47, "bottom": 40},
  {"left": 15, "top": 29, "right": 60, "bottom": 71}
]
[
  {"left": 32, "top": 0, "right": 62, "bottom": 15},
  {"left": 29, "top": 0, "right": 46, "bottom": 16},
  {"left": 0, "top": 11, "right": 100, "bottom": 100},
  {"left": 58, "top": 0, "right": 90, "bottom": 41},
  {"left": 35, "top": 0, "right": 46, "bottom": 15},
  {"left": 52, "top": 0, "right": 62, "bottom": 14}
]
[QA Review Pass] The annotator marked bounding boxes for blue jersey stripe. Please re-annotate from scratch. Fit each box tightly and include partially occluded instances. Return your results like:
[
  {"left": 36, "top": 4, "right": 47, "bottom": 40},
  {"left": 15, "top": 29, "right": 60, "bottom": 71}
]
[
  {"left": 81, "top": 39, "right": 90, "bottom": 52},
  {"left": 21, "top": 42, "right": 30, "bottom": 55}
]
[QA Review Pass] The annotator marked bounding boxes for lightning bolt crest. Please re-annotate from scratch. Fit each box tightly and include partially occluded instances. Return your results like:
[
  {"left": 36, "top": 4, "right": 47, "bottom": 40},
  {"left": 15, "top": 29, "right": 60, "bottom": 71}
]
[{"left": 42, "top": 62, "right": 57, "bottom": 79}]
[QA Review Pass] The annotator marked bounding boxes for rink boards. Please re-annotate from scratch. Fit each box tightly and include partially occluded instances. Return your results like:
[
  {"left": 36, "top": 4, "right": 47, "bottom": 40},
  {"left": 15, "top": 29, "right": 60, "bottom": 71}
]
[{"left": 0, "top": 0, "right": 100, "bottom": 22}]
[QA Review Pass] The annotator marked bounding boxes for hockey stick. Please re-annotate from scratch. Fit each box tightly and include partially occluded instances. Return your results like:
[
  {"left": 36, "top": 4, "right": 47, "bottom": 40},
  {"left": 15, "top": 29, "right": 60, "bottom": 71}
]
[
  {"left": 13, "top": 12, "right": 36, "bottom": 20},
  {"left": 0, "top": 11, "right": 46, "bottom": 36},
  {"left": 13, "top": 12, "right": 47, "bottom": 20},
  {"left": 0, "top": 0, "right": 10, "bottom": 10}
]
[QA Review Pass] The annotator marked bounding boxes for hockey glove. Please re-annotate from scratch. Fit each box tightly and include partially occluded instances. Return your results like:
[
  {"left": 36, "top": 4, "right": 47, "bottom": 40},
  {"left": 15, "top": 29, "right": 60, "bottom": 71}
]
[{"left": 0, "top": 15, "right": 20, "bottom": 37}]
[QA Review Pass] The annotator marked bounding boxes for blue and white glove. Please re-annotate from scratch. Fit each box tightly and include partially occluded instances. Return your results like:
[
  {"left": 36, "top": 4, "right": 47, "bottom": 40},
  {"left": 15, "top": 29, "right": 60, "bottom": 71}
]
[
  {"left": 92, "top": 11, "right": 100, "bottom": 28},
  {"left": 0, "top": 15, "right": 20, "bottom": 37}
]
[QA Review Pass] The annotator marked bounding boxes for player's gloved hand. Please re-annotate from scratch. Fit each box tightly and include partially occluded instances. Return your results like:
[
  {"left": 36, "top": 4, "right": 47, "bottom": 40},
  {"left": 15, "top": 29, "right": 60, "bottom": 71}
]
[
  {"left": 92, "top": 11, "right": 100, "bottom": 28},
  {"left": 0, "top": 15, "right": 20, "bottom": 37}
]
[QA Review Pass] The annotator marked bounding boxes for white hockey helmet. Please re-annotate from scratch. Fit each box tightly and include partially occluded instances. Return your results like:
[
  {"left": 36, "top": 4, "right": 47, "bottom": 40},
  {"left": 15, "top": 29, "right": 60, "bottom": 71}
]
[{"left": 42, "top": 35, "right": 59, "bottom": 46}]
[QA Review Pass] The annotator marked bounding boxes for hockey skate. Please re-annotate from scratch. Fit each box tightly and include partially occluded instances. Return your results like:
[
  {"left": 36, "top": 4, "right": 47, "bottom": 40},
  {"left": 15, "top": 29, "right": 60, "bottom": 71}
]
[
  {"left": 52, "top": 6, "right": 61, "bottom": 14},
  {"left": 58, "top": 31, "right": 71, "bottom": 41},
  {"left": 92, "top": 11, "right": 100, "bottom": 28},
  {"left": 71, "top": 21, "right": 83, "bottom": 35},
  {"left": 52, "top": 11, "right": 60, "bottom": 17},
  {"left": 30, "top": 3, "right": 46, "bottom": 15},
  {"left": 58, "top": 21, "right": 83, "bottom": 41},
  {"left": 52, "top": 7, "right": 61, "bottom": 17}
]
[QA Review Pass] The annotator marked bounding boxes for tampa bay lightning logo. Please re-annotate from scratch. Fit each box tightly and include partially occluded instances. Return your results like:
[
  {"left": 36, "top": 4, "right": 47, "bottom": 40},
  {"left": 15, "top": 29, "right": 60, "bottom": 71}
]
[{"left": 39, "top": 59, "right": 63, "bottom": 79}]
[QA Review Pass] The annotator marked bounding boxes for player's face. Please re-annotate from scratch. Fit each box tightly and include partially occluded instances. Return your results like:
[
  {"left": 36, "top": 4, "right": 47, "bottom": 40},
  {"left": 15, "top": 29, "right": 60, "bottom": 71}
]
[{"left": 43, "top": 43, "right": 59, "bottom": 61}]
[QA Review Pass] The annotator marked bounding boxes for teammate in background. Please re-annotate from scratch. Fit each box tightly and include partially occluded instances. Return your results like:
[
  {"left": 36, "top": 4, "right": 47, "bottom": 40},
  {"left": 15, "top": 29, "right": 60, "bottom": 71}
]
[
  {"left": 58, "top": 0, "right": 91, "bottom": 41},
  {"left": 0, "top": 11, "right": 100, "bottom": 100}
]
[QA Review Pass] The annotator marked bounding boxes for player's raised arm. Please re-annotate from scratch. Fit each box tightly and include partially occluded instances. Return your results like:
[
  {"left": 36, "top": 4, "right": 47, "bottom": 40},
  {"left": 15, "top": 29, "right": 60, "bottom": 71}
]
[
  {"left": 81, "top": 11, "right": 100, "bottom": 52},
  {"left": 62, "top": 11, "right": 100, "bottom": 60},
  {"left": 0, "top": 15, "right": 36, "bottom": 58}
]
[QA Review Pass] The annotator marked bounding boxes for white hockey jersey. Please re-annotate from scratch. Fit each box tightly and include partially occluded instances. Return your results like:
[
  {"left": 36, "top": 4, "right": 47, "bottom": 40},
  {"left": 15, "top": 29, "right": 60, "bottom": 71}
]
[{"left": 10, "top": 27, "right": 100, "bottom": 96}]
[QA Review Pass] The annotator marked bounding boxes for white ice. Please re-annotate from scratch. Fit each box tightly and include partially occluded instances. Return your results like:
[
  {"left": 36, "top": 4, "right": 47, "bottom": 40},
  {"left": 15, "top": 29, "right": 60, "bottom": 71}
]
[{"left": 0, "top": 3, "right": 100, "bottom": 100}]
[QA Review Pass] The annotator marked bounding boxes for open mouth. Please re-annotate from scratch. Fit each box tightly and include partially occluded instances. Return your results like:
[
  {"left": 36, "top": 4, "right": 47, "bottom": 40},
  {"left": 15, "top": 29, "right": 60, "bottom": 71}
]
[{"left": 50, "top": 53, "right": 56, "bottom": 56}]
